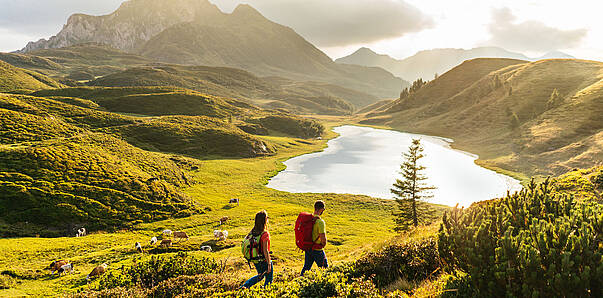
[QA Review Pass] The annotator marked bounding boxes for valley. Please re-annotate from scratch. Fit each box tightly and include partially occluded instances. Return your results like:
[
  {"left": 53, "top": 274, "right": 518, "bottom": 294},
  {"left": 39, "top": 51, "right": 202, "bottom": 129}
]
[{"left": 0, "top": 0, "right": 601, "bottom": 297}]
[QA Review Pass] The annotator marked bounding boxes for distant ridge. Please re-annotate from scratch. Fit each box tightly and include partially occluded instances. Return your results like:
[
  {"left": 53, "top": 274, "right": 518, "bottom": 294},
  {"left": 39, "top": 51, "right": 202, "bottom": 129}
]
[
  {"left": 18, "top": 0, "right": 406, "bottom": 99},
  {"left": 336, "top": 46, "right": 575, "bottom": 81}
]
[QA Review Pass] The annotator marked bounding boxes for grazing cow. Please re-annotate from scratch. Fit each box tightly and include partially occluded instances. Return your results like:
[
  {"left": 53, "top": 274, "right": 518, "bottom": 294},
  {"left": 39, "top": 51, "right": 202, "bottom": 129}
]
[
  {"left": 58, "top": 263, "right": 73, "bottom": 276},
  {"left": 87, "top": 264, "right": 107, "bottom": 281},
  {"left": 162, "top": 229, "right": 173, "bottom": 237},
  {"left": 49, "top": 260, "right": 68, "bottom": 275},
  {"left": 218, "top": 216, "right": 229, "bottom": 226},
  {"left": 229, "top": 198, "right": 240, "bottom": 206},
  {"left": 173, "top": 231, "right": 189, "bottom": 242},
  {"left": 135, "top": 242, "right": 143, "bottom": 253},
  {"left": 149, "top": 236, "right": 158, "bottom": 245},
  {"left": 214, "top": 230, "right": 228, "bottom": 241},
  {"left": 160, "top": 239, "right": 172, "bottom": 248},
  {"left": 200, "top": 245, "right": 212, "bottom": 252},
  {"left": 76, "top": 228, "right": 86, "bottom": 237}
]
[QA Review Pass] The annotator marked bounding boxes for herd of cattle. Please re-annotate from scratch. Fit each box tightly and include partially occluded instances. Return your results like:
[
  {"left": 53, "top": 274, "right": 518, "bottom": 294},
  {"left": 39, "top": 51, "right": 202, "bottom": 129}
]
[{"left": 49, "top": 213, "right": 235, "bottom": 282}]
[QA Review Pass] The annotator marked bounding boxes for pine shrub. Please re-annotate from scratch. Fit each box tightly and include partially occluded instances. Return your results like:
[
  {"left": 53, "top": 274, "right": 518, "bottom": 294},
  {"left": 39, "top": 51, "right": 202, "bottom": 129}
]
[{"left": 438, "top": 179, "right": 603, "bottom": 297}]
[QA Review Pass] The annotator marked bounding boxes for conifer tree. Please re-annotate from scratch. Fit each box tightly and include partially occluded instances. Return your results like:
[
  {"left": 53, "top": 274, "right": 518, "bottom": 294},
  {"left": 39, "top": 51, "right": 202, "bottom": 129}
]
[{"left": 391, "top": 139, "right": 436, "bottom": 231}]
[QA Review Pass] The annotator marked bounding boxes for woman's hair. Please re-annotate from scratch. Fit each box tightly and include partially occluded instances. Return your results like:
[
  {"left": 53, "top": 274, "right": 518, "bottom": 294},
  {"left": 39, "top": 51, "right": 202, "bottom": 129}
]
[{"left": 251, "top": 210, "right": 268, "bottom": 236}]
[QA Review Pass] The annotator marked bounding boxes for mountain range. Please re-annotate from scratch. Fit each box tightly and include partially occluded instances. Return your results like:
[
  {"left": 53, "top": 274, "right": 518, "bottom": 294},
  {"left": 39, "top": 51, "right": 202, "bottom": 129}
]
[
  {"left": 336, "top": 47, "right": 576, "bottom": 82},
  {"left": 18, "top": 0, "right": 406, "bottom": 100}
]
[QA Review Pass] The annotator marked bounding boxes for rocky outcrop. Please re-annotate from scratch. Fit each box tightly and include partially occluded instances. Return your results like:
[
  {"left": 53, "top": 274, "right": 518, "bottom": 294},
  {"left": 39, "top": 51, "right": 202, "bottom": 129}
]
[{"left": 20, "top": 0, "right": 224, "bottom": 53}]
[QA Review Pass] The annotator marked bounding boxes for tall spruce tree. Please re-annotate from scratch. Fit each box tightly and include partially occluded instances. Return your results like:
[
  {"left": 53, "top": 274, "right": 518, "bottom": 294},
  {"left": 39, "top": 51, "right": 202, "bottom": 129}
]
[{"left": 391, "top": 139, "right": 436, "bottom": 231}]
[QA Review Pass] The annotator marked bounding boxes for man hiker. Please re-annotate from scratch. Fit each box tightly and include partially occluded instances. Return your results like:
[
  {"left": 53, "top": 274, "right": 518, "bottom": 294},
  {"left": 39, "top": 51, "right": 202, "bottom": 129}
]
[{"left": 300, "top": 200, "right": 328, "bottom": 276}]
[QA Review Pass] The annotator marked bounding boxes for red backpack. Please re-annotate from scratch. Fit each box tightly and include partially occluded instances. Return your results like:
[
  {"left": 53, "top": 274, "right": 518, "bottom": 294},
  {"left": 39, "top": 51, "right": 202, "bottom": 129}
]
[{"left": 295, "top": 212, "right": 317, "bottom": 251}]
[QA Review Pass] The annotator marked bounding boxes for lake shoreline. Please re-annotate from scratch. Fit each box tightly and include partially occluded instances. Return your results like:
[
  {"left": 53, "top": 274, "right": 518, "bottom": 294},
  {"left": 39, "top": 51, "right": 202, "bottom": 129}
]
[{"left": 268, "top": 125, "right": 523, "bottom": 207}]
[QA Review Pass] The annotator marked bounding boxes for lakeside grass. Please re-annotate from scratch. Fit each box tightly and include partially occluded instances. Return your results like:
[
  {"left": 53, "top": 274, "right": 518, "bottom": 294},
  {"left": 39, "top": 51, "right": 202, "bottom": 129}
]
[{"left": 0, "top": 123, "right": 400, "bottom": 296}]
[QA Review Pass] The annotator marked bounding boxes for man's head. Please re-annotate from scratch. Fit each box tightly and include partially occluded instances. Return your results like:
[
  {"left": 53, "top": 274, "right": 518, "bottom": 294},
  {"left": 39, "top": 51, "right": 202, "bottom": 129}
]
[{"left": 314, "top": 200, "right": 325, "bottom": 216}]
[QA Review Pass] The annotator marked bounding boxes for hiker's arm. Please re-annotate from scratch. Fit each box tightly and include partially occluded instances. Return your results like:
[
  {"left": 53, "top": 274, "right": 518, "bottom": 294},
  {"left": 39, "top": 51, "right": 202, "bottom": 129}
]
[
  {"left": 318, "top": 233, "right": 327, "bottom": 248},
  {"left": 262, "top": 238, "right": 272, "bottom": 273}
]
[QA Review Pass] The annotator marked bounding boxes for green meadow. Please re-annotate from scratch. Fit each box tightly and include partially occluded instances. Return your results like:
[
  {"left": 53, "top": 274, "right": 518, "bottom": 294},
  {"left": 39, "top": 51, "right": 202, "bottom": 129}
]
[{"left": 0, "top": 123, "right": 405, "bottom": 296}]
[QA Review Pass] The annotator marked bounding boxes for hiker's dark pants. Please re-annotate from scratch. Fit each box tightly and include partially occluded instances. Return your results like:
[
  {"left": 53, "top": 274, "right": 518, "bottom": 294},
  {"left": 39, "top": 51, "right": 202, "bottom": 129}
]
[
  {"left": 242, "top": 260, "right": 273, "bottom": 288},
  {"left": 301, "top": 249, "right": 329, "bottom": 276}
]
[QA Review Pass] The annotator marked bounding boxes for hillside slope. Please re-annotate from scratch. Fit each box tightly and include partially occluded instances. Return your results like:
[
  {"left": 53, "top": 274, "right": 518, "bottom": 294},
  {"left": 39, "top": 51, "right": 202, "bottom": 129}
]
[
  {"left": 0, "top": 61, "right": 63, "bottom": 92},
  {"left": 337, "top": 47, "right": 575, "bottom": 81},
  {"left": 0, "top": 89, "right": 303, "bottom": 236},
  {"left": 0, "top": 94, "right": 198, "bottom": 236},
  {"left": 362, "top": 58, "right": 603, "bottom": 176},
  {"left": 1, "top": 43, "right": 152, "bottom": 82}
]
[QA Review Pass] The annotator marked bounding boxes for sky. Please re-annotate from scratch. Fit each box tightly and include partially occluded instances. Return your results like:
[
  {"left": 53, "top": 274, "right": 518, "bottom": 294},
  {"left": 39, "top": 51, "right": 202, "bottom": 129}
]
[{"left": 0, "top": 0, "right": 601, "bottom": 61}]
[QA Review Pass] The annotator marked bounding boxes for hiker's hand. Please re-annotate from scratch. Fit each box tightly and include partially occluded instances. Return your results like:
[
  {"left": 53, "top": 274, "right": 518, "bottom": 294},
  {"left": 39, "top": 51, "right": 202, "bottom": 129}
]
[{"left": 267, "top": 263, "right": 272, "bottom": 273}]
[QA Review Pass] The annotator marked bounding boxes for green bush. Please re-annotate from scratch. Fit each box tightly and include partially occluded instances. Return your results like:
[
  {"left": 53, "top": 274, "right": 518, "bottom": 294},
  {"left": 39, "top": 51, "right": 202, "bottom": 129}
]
[
  {"left": 96, "top": 253, "right": 219, "bottom": 290},
  {"left": 351, "top": 238, "right": 440, "bottom": 288},
  {"left": 250, "top": 115, "right": 324, "bottom": 138},
  {"left": 594, "top": 170, "right": 603, "bottom": 189},
  {"left": 438, "top": 179, "right": 603, "bottom": 297}
]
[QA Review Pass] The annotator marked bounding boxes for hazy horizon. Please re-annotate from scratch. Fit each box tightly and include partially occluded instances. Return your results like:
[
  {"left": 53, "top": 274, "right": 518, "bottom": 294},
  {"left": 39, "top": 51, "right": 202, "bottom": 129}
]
[{"left": 0, "top": 0, "right": 601, "bottom": 62}]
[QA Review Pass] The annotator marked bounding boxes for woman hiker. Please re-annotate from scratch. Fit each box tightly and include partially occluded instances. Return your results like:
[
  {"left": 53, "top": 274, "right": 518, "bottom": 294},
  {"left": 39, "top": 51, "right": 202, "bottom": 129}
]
[{"left": 241, "top": 210, "right": 273, "bottom": 288}]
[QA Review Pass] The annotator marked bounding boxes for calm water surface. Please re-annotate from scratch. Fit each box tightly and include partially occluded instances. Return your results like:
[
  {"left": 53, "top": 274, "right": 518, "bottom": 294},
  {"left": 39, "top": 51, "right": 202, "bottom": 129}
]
[{"left": 267, "top": 126, "right": 522, "bottom": 207}]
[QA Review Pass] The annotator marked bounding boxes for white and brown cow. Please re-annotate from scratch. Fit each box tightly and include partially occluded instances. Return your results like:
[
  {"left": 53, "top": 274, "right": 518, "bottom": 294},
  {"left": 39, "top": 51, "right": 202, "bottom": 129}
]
[
  {"left": 58, "top": 263, "right": 74, "bottom": 276},
  {"left": 49, "top": 260, "right": 68, "bottom": 275},
  {"left": 87, "top": 264, "right": 107, "bottom": 281}
]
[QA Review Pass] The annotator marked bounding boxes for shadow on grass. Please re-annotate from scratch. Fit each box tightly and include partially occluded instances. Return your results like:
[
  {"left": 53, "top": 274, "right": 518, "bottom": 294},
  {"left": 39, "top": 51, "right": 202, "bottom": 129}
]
[
  {"left": 221, "top": 204, "right": 237, "bottom": 210},
  {"left": 199, "top": 239, "right": 236, "bottom": 253}
]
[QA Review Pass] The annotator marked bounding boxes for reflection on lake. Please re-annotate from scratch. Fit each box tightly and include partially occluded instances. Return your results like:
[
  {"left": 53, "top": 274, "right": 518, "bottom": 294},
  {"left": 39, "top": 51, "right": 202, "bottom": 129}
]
[{"left": 267, "top": 126, "right": 522, "bottom": 207}]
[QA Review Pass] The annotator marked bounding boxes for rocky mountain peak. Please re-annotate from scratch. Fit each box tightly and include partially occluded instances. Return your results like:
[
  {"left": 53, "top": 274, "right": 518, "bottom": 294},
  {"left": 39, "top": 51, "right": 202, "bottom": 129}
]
[
  {"left": 19, "top": 0, "right": 223, "bottom": 53},
  {"left": 231, "top": 4, "right": 266, "bottom": 21}
]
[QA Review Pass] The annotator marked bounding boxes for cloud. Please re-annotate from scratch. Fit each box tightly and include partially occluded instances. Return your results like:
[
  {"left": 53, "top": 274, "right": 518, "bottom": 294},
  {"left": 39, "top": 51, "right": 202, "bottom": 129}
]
[
  {"left": 485, "top": 7, "right": 587, "bottom": 52},
  {"left": 0, "top": 0, "right": 124, "bottom": 34},
  {"left": 213, "top": 0, "right": 434, "bottom": 47}
]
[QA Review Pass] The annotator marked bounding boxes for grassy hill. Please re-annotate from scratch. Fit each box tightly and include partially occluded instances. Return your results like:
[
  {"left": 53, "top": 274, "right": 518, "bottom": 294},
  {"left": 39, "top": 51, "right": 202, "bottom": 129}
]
[
  {"left": 104, "top": 116, "right": 275, "bottom": 158},
  {"left": 0, "top": 61, "right": 63, "bottom": 93},
  {"left": 1, "top": 43, "right": 151, "bottom": 83},
  {"left": 34, "top": 87, "right": 253, "bottom": 118},
  {"left": 88, "top": 64, "right": 375, "bottom": 115},
  {"left": 362, "top": 58, "right": 603, "bottom": 177},
  {"left": 0, "top": 93, "right": 203, "bottom": 236}
]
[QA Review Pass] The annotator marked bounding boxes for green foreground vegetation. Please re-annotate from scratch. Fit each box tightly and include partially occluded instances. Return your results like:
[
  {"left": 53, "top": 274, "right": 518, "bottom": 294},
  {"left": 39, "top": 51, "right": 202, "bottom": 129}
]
[
  {"left": 0, "top": 53, "right": 601, "bottom": 297},
  {"left": 1, "top": 116, "right": 600, "bottom": 296}
]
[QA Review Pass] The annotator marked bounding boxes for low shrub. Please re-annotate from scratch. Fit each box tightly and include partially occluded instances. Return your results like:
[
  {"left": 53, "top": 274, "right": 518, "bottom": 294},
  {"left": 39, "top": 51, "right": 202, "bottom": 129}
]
[
  {"left": 95, "top": 252, "right": 219, "bottom": 290},
  {"left": 351, "top": 238, "right": 440, "bottom": 288},
  {"left": 250, "top": 115, "right": 324, "bottom": 138}
]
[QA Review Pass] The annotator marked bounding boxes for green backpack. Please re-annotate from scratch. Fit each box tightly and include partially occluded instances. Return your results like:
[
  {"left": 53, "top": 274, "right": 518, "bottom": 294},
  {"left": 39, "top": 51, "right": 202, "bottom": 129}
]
[{"left": 241, "top": 231, "right": 265, "bottom": 265}]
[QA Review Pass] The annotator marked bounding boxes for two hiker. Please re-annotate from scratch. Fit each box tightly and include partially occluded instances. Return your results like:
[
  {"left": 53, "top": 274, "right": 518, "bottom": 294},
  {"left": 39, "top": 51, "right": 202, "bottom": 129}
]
[{"left": 240, "top": 200, "right": 328, "bottom": 288}]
